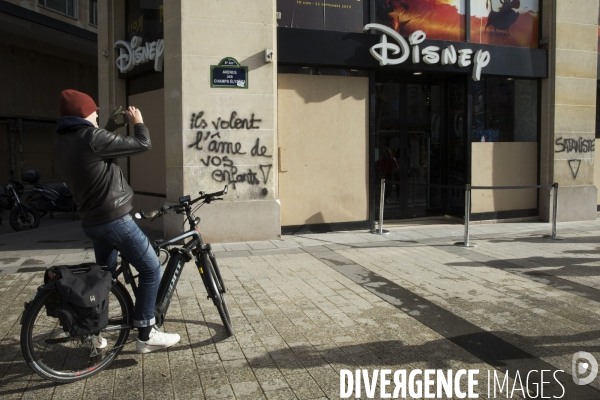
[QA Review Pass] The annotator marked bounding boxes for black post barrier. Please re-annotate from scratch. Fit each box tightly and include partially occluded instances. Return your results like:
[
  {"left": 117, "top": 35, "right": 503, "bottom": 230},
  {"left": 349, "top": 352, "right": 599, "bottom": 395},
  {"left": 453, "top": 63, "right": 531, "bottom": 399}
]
[
  {"left": 371, "top": 179, "right": 389, "bottom": 235},
  {"left": 454, "top": 184, "right": 477, "bottom": 248},
  {"left": 552, "top": 182, "right": 559, "bottom": 239},
  {"left": 543, "top": 182, "right": 564, "bottom": 240}
]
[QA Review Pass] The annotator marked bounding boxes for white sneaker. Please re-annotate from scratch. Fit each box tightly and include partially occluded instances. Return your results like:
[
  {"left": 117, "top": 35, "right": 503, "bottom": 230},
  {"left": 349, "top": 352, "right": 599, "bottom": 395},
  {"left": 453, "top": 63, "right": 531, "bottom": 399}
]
[
  {"left": 83, "top": 334, "right": 107, "bottom": 356},
  {"left": 136, "top": 327, "right": 180, "bottom": 354},
  {"left": 93, "top": 335, "right": 108, "bottom": 349}
]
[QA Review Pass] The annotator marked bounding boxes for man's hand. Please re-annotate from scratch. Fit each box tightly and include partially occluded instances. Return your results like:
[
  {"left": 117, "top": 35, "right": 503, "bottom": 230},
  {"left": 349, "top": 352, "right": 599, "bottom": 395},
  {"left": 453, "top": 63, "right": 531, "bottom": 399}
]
[
  {"left": 104, "top": 106, "right": 126, "bottom": 132},
  {"left": 126, "top": 106, "right": 143, "bottom": 125}
]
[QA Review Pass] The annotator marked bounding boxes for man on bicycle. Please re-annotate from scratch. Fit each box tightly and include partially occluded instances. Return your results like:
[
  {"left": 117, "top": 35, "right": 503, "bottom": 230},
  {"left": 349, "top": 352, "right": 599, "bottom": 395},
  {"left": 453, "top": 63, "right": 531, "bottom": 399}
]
[{"left": 55, "top": 89, "right": 180, "bottom": 353}]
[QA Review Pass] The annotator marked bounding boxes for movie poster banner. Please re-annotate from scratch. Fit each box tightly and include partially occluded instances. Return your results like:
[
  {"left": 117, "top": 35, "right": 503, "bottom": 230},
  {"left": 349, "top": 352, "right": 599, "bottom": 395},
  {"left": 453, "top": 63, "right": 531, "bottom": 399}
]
[
  {"left": 277, "top": 0, "right": 363, "bottom": 32},
  {"left": 375, "top": 0, "right": 538, "bottom": 48},
  {"left": 470, "top": 0, "right": 539, "bottom": 48},
  {"left": 375, "top": 0, "right": 465, "bottom": 42}
]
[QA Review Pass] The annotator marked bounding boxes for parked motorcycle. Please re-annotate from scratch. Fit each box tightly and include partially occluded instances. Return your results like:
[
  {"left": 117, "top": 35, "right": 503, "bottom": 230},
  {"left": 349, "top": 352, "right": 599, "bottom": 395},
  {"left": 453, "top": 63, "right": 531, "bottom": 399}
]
[
  {"left": 0, "top": 173, "right": 40, "bottom": 231},
  {"left": 22, "top": 170, "right": 76, "bottom": 218}
]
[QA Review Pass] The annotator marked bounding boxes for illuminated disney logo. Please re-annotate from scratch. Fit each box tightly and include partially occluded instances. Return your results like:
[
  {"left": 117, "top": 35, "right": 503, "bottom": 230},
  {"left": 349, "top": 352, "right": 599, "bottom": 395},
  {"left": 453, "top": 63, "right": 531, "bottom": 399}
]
[
  {"left": 114, "top": 36, "right": 164, "bottom": 74},
  {"left": 363, "top": 24, "right": 491, "bottom": 81}
]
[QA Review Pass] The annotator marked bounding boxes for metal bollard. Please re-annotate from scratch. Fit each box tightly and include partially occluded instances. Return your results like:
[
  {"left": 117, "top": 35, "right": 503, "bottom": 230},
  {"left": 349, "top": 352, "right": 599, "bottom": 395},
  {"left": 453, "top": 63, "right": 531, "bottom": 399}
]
[
  {"left": 464, "top": 184, "right": 470, "bottom": 246},
  {"left": 455, "top": 184, "right": 477, "bottom": 248},
  {"left": 543, "top": 182, "right": 564, "bottom": 241},
  {"left": 552, "top": 183, "right": 558, "bottom": 239},
  {"left": 371, "top": 179, "right": 389, "bottom": 235}
]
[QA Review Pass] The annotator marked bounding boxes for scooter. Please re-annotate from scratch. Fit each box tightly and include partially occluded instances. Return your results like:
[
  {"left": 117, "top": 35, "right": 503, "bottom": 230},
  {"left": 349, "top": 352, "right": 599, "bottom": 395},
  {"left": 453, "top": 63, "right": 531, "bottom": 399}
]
[
  {"left": 22, "top": 170, "right": 76, "bottom": 218},
  {"left": 0, "top": 172, "right": 40, "bottom": 231}
]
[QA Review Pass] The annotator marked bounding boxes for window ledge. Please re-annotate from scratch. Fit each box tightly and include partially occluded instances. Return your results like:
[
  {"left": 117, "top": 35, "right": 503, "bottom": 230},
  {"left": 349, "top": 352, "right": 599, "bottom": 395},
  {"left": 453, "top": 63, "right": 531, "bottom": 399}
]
[{"left": 38, "top": 4, "right": 78, "bottom": 21}]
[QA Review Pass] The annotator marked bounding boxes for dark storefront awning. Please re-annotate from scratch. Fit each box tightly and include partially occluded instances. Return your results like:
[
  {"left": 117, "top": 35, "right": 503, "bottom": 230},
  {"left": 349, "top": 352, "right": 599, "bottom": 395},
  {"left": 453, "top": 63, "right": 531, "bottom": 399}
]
[{"left": 278, "top": 27, "right": 547, "bottom": 79}]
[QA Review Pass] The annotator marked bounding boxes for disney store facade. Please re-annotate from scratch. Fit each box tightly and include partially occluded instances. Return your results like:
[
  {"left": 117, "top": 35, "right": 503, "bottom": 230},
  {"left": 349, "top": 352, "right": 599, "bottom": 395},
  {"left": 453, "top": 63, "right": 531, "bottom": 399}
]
[{"left": 99, "top": 0, "right": 599, "bottom": 242}]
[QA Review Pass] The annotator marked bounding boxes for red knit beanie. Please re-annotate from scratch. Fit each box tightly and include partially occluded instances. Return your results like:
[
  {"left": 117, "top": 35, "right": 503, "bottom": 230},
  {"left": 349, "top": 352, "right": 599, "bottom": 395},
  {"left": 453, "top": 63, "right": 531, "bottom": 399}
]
[{"left": 59, "top": 89, "right": 98, "bottom": 118}]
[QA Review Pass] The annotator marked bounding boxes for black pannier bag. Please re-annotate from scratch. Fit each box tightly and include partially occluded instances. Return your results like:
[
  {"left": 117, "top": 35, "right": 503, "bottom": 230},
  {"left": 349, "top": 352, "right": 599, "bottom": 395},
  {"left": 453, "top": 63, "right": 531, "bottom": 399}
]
[{"left": 43, "top": 264, "right": 112, "bottom": 336}]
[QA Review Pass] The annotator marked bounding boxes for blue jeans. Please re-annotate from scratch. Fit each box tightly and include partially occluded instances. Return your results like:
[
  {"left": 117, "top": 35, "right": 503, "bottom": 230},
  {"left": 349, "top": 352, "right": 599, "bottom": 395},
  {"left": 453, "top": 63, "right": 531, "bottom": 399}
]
[{"left": 83, "top": 214, "right": 160, "bottom": 328}]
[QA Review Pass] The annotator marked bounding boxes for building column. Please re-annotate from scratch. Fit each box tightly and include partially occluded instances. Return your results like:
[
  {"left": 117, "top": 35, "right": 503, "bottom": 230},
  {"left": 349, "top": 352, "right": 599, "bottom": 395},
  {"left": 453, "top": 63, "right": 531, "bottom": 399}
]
[
  {"left": 163, "top": 0, "right": 280, "bottom": 242},
  {"left": 540, "top": 0, "right": 598, "bottom": 222},
  {"left": 98, "top": 0, "right": 128, "bottom": 175}
]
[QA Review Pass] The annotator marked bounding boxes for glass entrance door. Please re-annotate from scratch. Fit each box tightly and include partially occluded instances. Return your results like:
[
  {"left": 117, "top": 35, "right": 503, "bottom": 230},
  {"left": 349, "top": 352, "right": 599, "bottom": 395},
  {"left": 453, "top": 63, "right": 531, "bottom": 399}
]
[{"left": 374, "top": 76, "right": 466, "bottom": 220}]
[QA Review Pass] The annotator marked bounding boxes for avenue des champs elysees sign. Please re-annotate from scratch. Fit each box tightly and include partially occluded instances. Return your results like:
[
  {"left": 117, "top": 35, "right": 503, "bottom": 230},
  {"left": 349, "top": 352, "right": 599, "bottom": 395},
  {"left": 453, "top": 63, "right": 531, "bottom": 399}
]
[{"left": 364, "top": 24, "right": 491, "bottom": 81}]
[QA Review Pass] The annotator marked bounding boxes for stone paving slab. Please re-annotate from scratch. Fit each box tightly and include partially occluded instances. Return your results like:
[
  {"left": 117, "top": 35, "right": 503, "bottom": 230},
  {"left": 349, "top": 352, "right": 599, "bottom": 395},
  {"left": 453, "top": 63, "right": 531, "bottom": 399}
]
[{"left": 0, "top": 219, "right": 600, "bottom": 398}]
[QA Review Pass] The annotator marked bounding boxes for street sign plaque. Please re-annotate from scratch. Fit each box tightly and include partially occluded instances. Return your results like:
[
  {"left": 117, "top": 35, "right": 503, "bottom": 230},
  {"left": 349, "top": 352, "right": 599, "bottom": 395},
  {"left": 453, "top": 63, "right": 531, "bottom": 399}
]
[{"left": 210, "top": 57, "right": 248, "bottom": 89}]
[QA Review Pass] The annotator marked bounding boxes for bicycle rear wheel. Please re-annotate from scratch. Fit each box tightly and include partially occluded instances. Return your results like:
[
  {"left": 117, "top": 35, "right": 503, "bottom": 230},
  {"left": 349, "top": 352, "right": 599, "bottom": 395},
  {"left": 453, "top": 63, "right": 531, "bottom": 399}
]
[
  {"left": 200, "top": 253, "right": 234, "bottom": 337},
  {"left": 20, "top": 281, "right": 133, "bottom": 383}
]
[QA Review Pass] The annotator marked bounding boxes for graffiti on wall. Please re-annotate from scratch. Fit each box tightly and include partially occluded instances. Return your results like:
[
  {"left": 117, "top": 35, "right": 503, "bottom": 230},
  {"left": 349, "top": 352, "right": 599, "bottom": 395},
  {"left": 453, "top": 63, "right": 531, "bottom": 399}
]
[
  {"left": 555, "top": 137, "right": 595, "bottom": 180},
  {"left": 188, "top": 111, "right": 272, "bottom": 193},
  {"left": 554, "top": 137, "right": 595, "bottom": 154},
  {"left": 568, "top": 160, "right": 581, "bottom": 179}
]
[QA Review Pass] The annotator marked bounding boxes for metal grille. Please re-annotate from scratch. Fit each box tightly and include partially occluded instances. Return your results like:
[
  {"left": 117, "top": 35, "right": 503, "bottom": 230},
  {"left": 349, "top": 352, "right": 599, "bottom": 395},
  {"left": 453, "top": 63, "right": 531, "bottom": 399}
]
[
  {"left": 0, "top": 118, "right": 58, "bottom": 183},
  {"left": 0, "top": 121, "right": 10, "bottom": 183}
]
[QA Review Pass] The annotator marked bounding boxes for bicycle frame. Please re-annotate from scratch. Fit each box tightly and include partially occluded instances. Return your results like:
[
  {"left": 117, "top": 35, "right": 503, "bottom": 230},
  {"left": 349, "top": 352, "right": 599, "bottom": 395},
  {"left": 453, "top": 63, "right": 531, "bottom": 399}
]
[
  {"left": 112, "top": 213, "right": 220, "bottom": 330},
  {"left": 107, "top": 186, "right": 230, "bottom": 333}
]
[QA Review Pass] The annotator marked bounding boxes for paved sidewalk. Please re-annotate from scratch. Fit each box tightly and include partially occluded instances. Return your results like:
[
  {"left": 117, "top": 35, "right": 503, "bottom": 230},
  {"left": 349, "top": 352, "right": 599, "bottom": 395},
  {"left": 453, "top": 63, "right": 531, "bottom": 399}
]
[{"left": 1, "top": 218, "right": 600, "bottom": 399}]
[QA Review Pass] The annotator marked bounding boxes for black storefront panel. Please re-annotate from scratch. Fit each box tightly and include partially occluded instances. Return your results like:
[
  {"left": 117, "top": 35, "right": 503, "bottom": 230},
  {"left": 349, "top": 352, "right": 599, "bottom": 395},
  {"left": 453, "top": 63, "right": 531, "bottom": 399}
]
[{"left": 278, "top": 28, "right": 547, "bottom": 79}]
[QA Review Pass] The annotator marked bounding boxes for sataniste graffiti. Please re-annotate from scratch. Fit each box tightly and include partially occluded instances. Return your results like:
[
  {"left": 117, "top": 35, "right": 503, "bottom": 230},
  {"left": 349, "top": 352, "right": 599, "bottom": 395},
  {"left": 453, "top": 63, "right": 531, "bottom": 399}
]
[{"left": 554, "top": 136, "right": 595, "bottom": 180}]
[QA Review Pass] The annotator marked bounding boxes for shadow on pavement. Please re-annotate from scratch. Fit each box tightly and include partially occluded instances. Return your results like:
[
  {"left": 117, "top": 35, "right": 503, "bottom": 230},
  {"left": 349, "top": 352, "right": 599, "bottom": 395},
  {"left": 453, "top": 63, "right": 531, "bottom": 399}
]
[
  {"left": 563, "top": 247, "right": 600, "bottom": 255},
  {"left": 0, "top": 317, "right": 228, "bottom": 395},
  {"left": 0, "top": 338, "right": 137, "bottom": 396},
  {"left": 256, "top": 330, "right": 600, "bottom": 369},
  {"left": 488, "top": 235, "right": 600, "bottom": 245},
  {"left": 250, "top": 330, "right": 600, "bottom": 398},
  {"left": 0, "top": 219, "right": 164, "bottom": 253},
  {"left": 446, "top": 256, "right": 600, "bottom": 275}
]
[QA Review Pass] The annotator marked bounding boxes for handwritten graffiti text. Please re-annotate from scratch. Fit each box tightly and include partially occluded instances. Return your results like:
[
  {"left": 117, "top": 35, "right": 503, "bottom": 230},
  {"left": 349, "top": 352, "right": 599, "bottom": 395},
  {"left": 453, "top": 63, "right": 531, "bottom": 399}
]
[
  {"left": 187, "top": 111, "right": 272, "bottom": 191},
  {"left": 555, "top": 137, "right": 595, "bottom": 153}
]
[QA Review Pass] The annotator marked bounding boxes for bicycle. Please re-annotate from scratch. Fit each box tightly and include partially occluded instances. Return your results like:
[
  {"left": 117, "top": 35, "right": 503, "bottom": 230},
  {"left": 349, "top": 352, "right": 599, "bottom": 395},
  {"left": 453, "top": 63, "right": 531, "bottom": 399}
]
[{"left": 20, "top": 186, "right": 233, "bottom": 383}]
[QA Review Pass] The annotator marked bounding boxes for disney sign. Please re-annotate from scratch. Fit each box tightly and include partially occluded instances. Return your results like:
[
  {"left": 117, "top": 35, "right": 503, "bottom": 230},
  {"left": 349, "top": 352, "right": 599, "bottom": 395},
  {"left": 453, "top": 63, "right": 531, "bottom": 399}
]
[
  {"left": 363, "top": 24, "right": 491, "bottom": 81},
  {"left": 114, "top": 36, "right": 164, "bottom": 74}
]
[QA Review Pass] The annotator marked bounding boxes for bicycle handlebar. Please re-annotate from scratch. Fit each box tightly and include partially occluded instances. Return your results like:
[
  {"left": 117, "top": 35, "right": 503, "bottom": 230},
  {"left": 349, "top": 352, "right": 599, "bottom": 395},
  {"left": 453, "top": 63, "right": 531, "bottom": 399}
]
[
  {"left": 136, "top": 204, "right": 178, "bottom": 220},
  {"left": 209, "top": 186, "right": 228, "bottom": 197},
  {"left": 138, "top": 209, "right": 161, "bottom": 219},
  {"left": 195, "top": 185, "right": 228, "bottom": 203},
  {"left": 135, "top": 185, "right": 228, "bottom": 221}
]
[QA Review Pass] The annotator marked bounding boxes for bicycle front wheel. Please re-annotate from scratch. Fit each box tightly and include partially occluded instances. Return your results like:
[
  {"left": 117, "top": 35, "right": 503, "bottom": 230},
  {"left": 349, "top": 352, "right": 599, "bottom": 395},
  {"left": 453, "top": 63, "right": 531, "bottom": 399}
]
[
  {"left": 200, "top": 253, "right": 234, "bottom": 337},
  {"left": 20, "top": 281, "right": 133, "bottom": 383}
]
